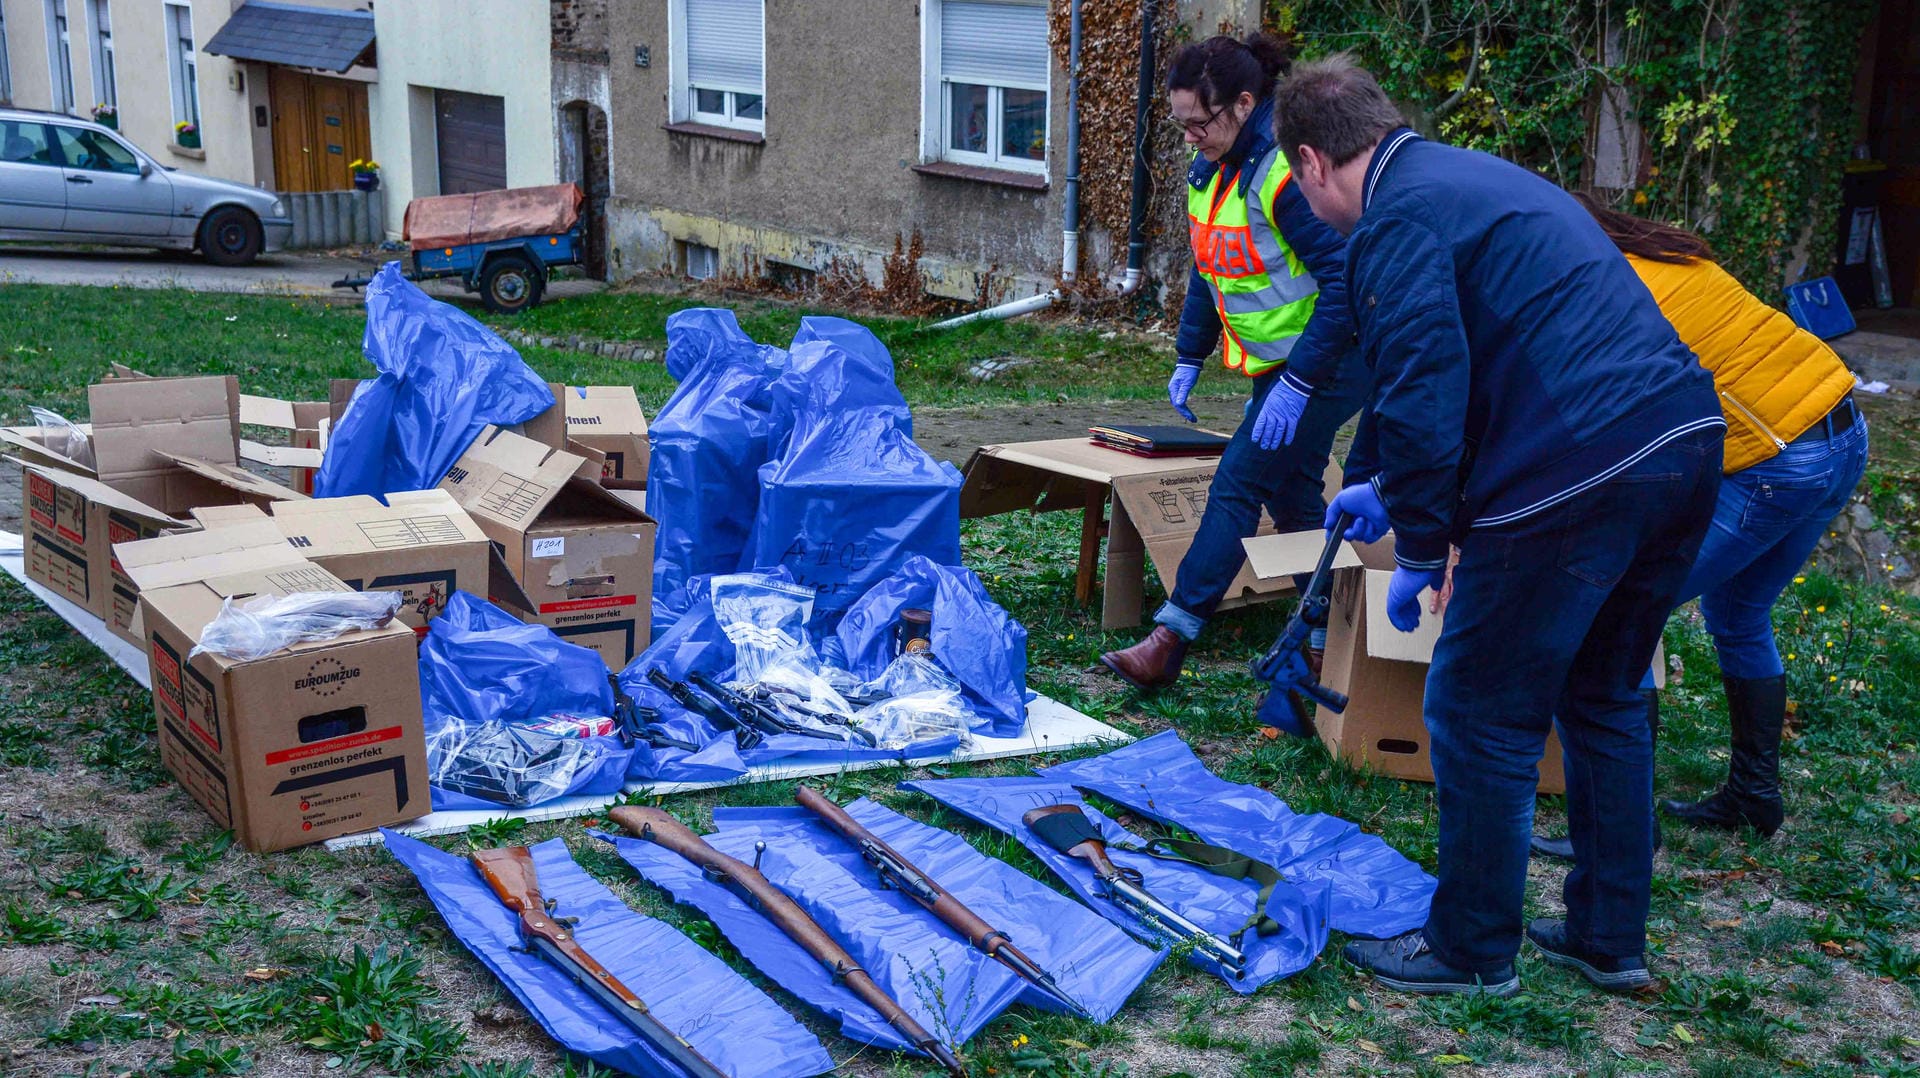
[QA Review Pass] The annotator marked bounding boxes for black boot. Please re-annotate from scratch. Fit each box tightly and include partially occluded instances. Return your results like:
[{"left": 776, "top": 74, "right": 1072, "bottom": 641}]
[
  {"left": 1660, "top": 674, "right": 1786, "bottom": 837},
  {"left": 1532, "top": 690, "right": 1663, "bottom": 861}
]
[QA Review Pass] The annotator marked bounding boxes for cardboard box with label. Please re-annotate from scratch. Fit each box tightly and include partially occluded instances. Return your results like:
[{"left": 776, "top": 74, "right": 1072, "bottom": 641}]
[
  {"left": 438, "top": 426, "right": 656, "bottom": 667},
  {"left": 959, "top": 437, "right": 1293, "bottom": 629},
  {"left": 559, "top": 386, "right": 649, "bottom": 483},
  {"left": 8, "top": 374, "right": 306, "bottom": 646},
  {"left": 174, "top": 489, "right": 496, "bottom": 634},
  {"left": 121, "top": 520, "right": 428, "bottom": 852}
]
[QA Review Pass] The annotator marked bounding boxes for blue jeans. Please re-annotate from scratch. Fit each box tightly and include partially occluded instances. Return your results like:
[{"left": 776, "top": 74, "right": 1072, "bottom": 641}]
[
  {"left": 1679, "top": 403, "right": 1867, "bottom": 680},
  {"left": 1424, "top": 430, "right": 1721, "bottom": 972},
  {"left": 1155, "top": 356, "right": 1368, "bottom": 639}
]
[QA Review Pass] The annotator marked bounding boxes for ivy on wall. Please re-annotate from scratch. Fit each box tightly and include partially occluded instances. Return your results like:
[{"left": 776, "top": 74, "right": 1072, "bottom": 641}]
[{"left": 1276, "top": 0, "right": 1874, "bottom": 294}]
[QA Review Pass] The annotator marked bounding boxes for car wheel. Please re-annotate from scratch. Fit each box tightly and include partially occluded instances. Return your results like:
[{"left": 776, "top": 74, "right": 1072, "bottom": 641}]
[
  {"left": 200, "top": 207, "right": 263, "bottom": 267},
  {"left": 479, "top": 254, "right": 542, "bottom": 314}
]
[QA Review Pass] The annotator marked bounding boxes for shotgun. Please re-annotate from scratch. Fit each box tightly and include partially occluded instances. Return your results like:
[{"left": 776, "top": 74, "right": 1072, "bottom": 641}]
[
  {"left": 608, "top": 805, "right": 966, "bottom": 1077},
  {"left": 1248, "top": 510, "right": 1354, "bottom": 735},
  {"left": 1021, "top": 804, "right": 1247, "bottom": 978},
  {"left": 470, "top": 846, "right": 727, "bottom": 1078},
  {"left": 795, "top": 786, "right": 1094, "bottom": 1020}
]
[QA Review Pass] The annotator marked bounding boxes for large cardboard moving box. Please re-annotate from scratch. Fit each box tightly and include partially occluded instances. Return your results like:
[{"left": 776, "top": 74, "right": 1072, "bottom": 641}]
[
  {"left": 123, "top": 521, "right": 428, "bottom": 851},
  {"left": 438, "top": 426, "right": 656, "bottom": 667},
  {"left": 561, "top": 385, "right": 649, "bottom": 482}
]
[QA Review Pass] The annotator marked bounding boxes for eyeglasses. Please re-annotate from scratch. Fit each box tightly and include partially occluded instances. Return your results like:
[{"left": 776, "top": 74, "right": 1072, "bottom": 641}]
[{"left": 1166, "top": 105, "right": 1226, "bottom": 137}]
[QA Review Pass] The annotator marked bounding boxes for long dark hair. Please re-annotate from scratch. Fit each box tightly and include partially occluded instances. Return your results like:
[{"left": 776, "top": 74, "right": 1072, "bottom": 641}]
[
  {"left": 1166, "top": 32, "right": 1294, "bottom": 108},
  {"left": 1571, "top": 191, "right": 1714, "bottom": 264}
]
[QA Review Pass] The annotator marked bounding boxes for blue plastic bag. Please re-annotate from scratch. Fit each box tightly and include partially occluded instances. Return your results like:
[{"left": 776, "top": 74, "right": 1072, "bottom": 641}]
[
  {"left": 713, "top": 800, "right": 1162, "bottom": 1021},
  {"left": 1037, "top": 731, "right": 1436, "bottom": 939},
  {"left": 749, "top": 319, "right": 962, "bottom": 636},
  {"left": 647, "top": 309, "right": 790, "bottom": 604},
  {"left": 905, "top": 777, "right": 1330, "bottom": 992},
  {"left": 385, "top": 832, "right": 833, "bottom": 1078},
  {"left": 829, "top": 556, "right": 1029, "bottom": 735},
  {"left": 599, "top": 826, "right": 1024, "bottom": 1057},
  {"left": 315, "top": 263, "right": 555, "bottom": 499}
]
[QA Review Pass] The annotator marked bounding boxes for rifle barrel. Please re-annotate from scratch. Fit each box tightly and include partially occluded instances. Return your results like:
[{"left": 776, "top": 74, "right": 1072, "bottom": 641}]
[
  {"left": 527, "top": 936, "right": 729, "bottom": 1078},
  {"left": 1107, "top": 875, "right": 1247, "bottom": 978}
]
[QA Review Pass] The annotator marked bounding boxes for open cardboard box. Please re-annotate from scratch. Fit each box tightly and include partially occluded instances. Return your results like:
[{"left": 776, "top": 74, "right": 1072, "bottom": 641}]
[
  {"left": 237, "top": 394, "right": 330, "bottom": 495},
  {"left": 438, "top": 426, "right": 655, "bottom": 667},
  {"left": 121, "top": 520, "right": 428, "bottom": 852}
]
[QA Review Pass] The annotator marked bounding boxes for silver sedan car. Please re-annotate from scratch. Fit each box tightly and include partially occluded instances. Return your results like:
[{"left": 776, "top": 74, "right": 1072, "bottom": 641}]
[{"left": 0, "top": 107, "right": 293, "bottom": 265}]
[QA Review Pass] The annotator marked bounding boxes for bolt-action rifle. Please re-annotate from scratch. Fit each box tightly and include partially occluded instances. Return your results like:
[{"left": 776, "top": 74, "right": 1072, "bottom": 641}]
[
  {"left": 1247, "top": 510, "right": 1353, "bottom": 736},
  {"left": 608, "top": 805, "right": 965, "bottom": 1077},
  {"left": 795, "top": 786, "right": 1094, "bottom": 1020},
  {"left": 1022, "top": 804, "right": 1247, "bottom": 978},
  {"left": 470, "top": 845, "right": 727, "bottom": 1078}
]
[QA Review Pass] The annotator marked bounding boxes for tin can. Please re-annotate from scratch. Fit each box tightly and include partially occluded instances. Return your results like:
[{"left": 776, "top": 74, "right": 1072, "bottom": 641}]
[{"left": 895, "top": 607, "right": 933, "bottom": 657}]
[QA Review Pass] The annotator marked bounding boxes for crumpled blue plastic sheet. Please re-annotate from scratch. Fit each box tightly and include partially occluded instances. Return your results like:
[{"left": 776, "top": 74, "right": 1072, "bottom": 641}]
[
  {"left": 711, "top": 800, "right": 1162, "bottom": 1022},
  {"left": 903, "top": 777, "right": 1329, "bottom": 993},
  {"left": 315, "top": 263, "right": 554, "bottom": 499},
  {"left": 598, "top": 826, "right": 1021, "bottom": 1058},
  {"left": 647, "top": 308, "right": 790, "bottom": 603},
  {"left": 827, "top": 557, "right": 1030, "bottom": 736},
  {"left": 749, "top": 319, "right": 961, "bottom": 637},
  {"left": 1038, "top": 731, "right": 1436, "bottom": 939},
  {"left": 383, "top": 831, "right": 833, "bottom": 1078}
]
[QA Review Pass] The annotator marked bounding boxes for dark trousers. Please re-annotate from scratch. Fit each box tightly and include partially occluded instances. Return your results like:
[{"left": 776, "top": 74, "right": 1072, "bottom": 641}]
[
  {"left": 1422, "top": 429, "right": 1721, "bottom": 972},
  {"left": 1155, "top": 355, "right": 1368, "bottom": 639}
]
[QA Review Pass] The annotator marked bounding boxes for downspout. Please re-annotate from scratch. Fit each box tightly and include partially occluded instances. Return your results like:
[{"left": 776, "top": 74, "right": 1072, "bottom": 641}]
[{"left": 931, "top": 0, "right": 1156, "bottom": 329}]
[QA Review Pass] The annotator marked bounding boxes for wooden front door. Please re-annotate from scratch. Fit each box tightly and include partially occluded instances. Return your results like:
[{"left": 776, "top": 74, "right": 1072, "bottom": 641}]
[{"left": 269, "top": 69, "right": 371, "bottom": 193}]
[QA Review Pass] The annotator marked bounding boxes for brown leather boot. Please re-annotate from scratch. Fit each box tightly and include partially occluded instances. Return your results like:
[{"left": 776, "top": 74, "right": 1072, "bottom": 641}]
[{"left": 1099, "top": 626, "right": 1190, "bottom": 692}]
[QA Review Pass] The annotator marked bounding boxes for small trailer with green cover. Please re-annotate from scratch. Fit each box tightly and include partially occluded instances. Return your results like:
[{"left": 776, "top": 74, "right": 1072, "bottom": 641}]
[{"left": 332, "top": 183, "right": 584, "bottom": 314}]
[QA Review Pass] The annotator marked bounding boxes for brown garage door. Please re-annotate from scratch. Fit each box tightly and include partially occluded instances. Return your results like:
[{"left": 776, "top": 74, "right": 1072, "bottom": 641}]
[{"left": 434, "top": 89, "right": 506, "bottom": 194}]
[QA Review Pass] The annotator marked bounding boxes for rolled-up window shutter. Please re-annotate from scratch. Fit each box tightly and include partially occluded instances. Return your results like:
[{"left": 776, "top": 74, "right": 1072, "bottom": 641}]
[
  {"left": 940, "top": 1, "right": 1047, "bottom": 88},
  {"left": 686, "top": 0, "right": 763, "bottom": 93}
]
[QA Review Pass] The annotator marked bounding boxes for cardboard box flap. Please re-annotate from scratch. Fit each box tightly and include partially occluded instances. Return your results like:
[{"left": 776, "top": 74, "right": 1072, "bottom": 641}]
[
  {"left": 1240, "top": 529, "right": 1367, "bottom": 581},
  {"left": 239, "top": 440, "right": 325, "bottom": 469},
  {"left": 565, "top": 385, "right": 649, "bottom": 434},
  {"left": 439, "top": 426, "right": 623, "bottom": 532},
  {"left": 266, "top": 489, "right": 491, "bottom": 553},
  {"left": 0, "top": 424, "right": 97, "bottom": 475},
  {"left": 1362, "top": 568, "right": 1445, "bottom": 663},
  {"left": 191, "top": 504, "right": 272, "bottom": 529},
  {"left": 88, "top": 375, "right": 241, "bottom": 486},
  {"left": 154, "top": 452, "right": 307, "bottom": 504},
  {"left": 15, "top": 461, "right": 182, "bottom": 528},
  {"left": 238, "top": 394, "right": 299, "bottom": 429},
  {"left": 487, "top": 543, "right": 537, "bottom": 611},
  {"left": 115, "top": 518, "right": 312, "bottom": 592},
  {"left": 959, "top": 437, "right": 1235, "bottom": 519}
]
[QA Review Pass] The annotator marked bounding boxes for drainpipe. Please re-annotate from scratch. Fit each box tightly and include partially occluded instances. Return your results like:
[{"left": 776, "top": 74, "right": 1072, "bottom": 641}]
[{"left": 931, "top": 0, "right": 1155, "bottom": 329}]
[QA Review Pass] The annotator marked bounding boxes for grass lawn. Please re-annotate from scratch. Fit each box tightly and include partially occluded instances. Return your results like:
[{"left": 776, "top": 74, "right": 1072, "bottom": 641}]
[{"left": 0, "top": 284, "right": 1916, "bottom": 1077}]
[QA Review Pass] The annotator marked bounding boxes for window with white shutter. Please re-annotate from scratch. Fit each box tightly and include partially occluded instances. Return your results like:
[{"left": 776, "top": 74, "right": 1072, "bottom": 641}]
[
  {"left": 671, "top": 0, "right": 764, "bottom": 132},
  {"left": 924, "top": 0, "right": 1049, "bottom": 174}
]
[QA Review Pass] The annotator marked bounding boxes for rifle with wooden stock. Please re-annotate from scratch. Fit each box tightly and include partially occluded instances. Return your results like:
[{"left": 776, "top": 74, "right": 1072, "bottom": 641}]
[
  {"left": 608, "top": 805, "right": 966, "bottom": 1077},
  {"left": 795, "top": 786, "right": 1094, "bottom": 1020},
  {"left": 469, "top": 846, "right": 727, "bottom": 1078}
]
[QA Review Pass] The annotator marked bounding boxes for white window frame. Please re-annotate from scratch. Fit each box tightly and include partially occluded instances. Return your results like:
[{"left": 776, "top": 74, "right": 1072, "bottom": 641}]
[
  {"left": 164, "top": 1, "right": 197, "bottom": 132},
  {"left": 667, "top": 0, "right": 765, "bottom": 134},
  {"left": 1, "top": 7, "right": 13, "bottom": 104},
  {"left": 86, "top": 0, "right": 113, "bottom": 109},
  {"left": 45, "top": 0, "right": 75, "bottom": 113},
  {"left": 920, "top": 0, "right": 1050, "bottom": 176}
]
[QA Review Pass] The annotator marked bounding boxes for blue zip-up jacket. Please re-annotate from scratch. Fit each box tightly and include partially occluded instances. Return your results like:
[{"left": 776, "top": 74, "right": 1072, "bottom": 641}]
[
  {"left": 1175, "top": 99, "right": 1355, "bottom": 389},
  {"left": 1342, "top": 130, "right": 1725, "bottom": 571}
]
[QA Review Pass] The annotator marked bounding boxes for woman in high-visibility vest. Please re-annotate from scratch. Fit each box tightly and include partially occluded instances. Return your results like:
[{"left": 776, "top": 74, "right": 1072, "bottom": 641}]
[{"left": 1100, "top": 33, "right": 1369, "bottom": 700}]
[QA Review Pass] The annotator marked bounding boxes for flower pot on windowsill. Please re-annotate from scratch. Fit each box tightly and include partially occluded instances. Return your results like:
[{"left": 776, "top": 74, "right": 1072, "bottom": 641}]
[
  {"left": 95, "top": 114, "right": 117, "bottom": 130},
  {"left": 175, "top": 131, "right": 200, "bottom": 149},
  {"left": 352, "top": 172, "right": 380, "bottom": 192}
]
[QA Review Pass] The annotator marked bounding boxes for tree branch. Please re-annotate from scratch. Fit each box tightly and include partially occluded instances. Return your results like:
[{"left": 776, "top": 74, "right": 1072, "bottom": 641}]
[{"left": 1430, "top": 23, "right": 1486, "bottom": 124}]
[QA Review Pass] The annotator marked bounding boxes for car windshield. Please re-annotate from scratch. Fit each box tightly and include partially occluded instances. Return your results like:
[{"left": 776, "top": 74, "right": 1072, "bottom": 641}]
[{"left": 52, "top": 126, "right": 142, "bottom": 174}]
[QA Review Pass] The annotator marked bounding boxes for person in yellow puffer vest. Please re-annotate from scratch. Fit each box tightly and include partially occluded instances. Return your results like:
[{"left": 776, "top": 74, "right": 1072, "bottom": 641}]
[{"left": 1532, "top": 193, "right": 1864, "bottom": 857}]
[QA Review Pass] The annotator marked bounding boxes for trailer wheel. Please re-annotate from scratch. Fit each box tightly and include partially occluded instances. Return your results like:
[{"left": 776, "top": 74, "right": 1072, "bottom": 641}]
[{"left": 479, "top": 254, "right": 541, "bottom": 314}]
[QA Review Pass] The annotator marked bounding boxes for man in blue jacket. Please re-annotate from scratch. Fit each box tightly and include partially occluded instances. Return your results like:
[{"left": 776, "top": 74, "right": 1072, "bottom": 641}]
[{"left": 1273, "top": 56, "right": 1725, "bottom": 995}]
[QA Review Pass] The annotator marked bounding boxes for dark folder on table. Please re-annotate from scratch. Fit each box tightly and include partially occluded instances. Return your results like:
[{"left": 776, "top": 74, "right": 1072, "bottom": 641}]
[{"left": 1088, "top": 425, "right": 1230, "bottom": 457}]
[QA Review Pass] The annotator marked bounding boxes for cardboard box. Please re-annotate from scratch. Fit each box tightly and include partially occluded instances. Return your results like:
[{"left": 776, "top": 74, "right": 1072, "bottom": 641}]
[
  {"left": 237, "top": 394, "right": 329, "bottom": 495},
  {"left": 959, "top": 437, "right": 1293, "bottom": 629},
  {"left": 438, "top": 426, "right": 655, "bottom": 667},
  {"left": 123, "top": 521, "right": 428, "bottom": 851},
  {"left": 11, "top": 374, "right": 305, "bottom": 645},
  {"left": 177, "top": 489, "right": 495, "bottom": 634},
  {"left": 560, "top": 386, "right": 649, "bottom": 482}
]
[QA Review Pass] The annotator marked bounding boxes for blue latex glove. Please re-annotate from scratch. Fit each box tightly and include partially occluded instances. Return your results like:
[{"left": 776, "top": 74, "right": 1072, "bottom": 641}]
[
  {"left": 1386, "top": 566, "right": 1447, "bottom": 633},
  {"left": 1167, "top": 362, "right": 1200, "bottom": 422},
  {"left": 1251, "top": 379, "right": 1310, "bottom": 449},
  {"left": 1324, "top": 482, "right": 1391, "bottom": 543}
]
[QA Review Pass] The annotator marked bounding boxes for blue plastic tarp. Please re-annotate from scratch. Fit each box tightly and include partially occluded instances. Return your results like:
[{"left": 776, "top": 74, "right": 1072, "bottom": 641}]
[
  {"left": 749, "top": 319, "right": 961, "bottom": 637},
  {"left": 647, "top": 309, "right": 789, "bottom": 606},
  {"left": 903, "top": 777, "right": 1329, "bottom": 992},
  {"left": 1037, "top": 731, "right": 1436, "bottom": 939},
  {"left": 828, "top": 557, "right": 1030, "bottom": 736},
  {"left": 599, "top": 827, "right": 1019, "bottom": 1057},
  {"left": 383, "top": 831, "right": 833, "bottom": 1078},
  {"left": 315, "top": 263, "right": 555, "bottom": 499},
  {"left": 711, "top": 799, "right": 1162, "bottom": 1022}
]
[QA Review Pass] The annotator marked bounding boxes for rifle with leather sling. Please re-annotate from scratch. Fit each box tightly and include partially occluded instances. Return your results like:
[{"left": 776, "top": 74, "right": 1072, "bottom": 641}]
[
  {"left": 470, "top": 846, "right": 727, "bottom": 1078},
  {"left": 608, "top": 805, "right": 966, "bottom": 1077},
  {"left": 1022, "top": 804, "right": 1248, "bottom": 978},
  {"left": 1248, "top": 510, "right": 1353, "bottom": 735},
  {"left": 795, "top": 786, "right": 1094, "bottom": 1020}
]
